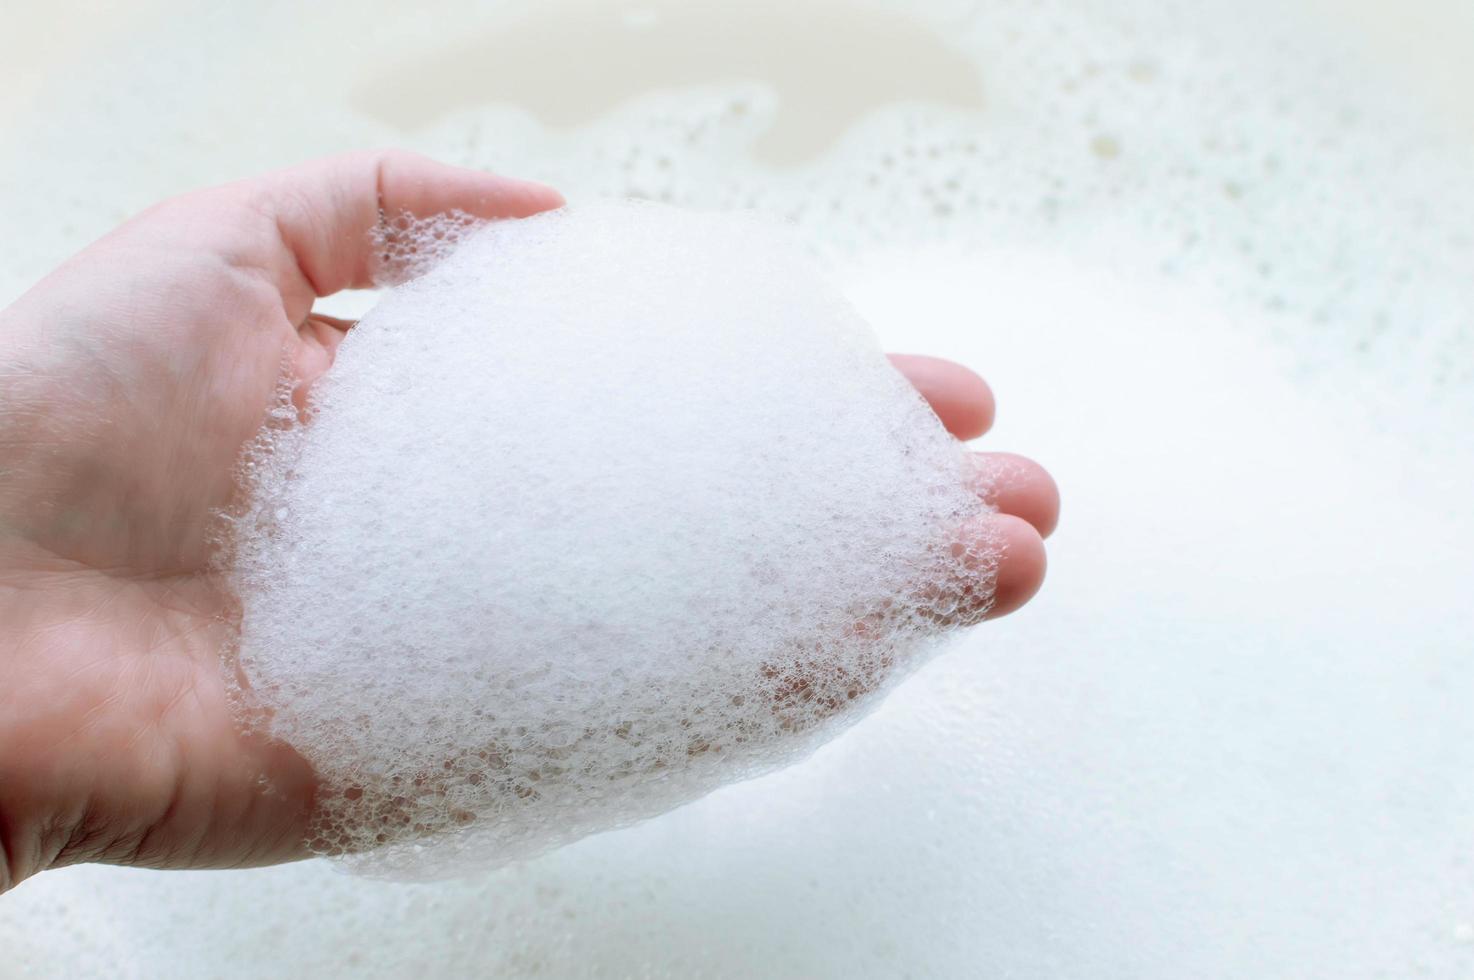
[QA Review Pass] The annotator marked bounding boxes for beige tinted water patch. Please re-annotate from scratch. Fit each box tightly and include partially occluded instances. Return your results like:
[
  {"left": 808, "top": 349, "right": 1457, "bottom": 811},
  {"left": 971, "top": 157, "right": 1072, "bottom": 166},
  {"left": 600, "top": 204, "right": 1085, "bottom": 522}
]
[
  {"left": 0, "top": 0, "right": 168, "bottom": 131},
  {"left": 339, "top": 0, "right": 1474, "bottom": 426},
  {"left": 352, "top": 0, "right": 983, "bottom": 167},
  {"left": 4, "top": 0, "right": 1471, "bottom": 413}
]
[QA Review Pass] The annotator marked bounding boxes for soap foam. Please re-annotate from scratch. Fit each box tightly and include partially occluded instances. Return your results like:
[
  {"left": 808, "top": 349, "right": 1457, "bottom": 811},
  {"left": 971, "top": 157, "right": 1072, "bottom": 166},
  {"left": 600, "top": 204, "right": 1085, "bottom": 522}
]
[{"left": 226, "top": 202, "right": 996, "bottom": 875}]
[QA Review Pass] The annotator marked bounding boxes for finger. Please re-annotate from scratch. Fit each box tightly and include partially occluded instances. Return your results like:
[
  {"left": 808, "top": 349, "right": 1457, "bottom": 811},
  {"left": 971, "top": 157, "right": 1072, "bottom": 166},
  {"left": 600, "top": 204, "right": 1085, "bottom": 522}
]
[
  {"left": 959, "top": 513, "right": 1047, "bottom": 622},
  {"left": 970, "top": 451, "right": 1061, "bottom": 538},
  {"left": 300, "top": 312, "right": 356, "bottom": 344},
  {"left": 888, "top": 353, "right": 995, "bottom": 440},
  {"left": 985, "top": 514, "right": 1047, "bottom": 619},
  {"left": 292, "top": 314, "right": 357, "bottom": 400},
  {"left": 759, "top": 511, "right": 1046, "bottom": 733},
  {"left": 253, "top": 149, "right": 564, "bottom": 310}
]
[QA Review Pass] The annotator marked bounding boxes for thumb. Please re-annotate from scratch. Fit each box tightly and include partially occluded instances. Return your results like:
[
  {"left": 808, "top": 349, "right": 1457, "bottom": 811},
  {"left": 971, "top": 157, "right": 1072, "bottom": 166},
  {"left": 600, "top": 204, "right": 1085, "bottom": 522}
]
[{"left": 240, "top": 149, "right": 564, "bottom": 324}]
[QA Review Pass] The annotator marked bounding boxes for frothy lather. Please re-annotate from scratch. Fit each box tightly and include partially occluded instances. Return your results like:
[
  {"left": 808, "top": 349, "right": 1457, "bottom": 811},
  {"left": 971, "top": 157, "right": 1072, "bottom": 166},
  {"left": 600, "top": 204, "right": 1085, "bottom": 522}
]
[{"left": 224, "top": 201, "right": 999, "bottom": 877}]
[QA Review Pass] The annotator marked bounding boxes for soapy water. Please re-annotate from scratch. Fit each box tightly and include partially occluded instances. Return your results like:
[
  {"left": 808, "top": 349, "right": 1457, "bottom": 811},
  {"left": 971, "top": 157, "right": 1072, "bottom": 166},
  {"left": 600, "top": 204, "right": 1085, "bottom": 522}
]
[{"left": 1, "top": 0, "right": 1472, "bottom": 977}]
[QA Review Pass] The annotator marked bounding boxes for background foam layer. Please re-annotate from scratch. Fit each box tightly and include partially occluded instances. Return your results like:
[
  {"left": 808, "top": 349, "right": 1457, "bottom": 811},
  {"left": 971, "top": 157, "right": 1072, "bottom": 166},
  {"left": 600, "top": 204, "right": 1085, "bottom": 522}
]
[
  {"left": 229, "top": 202, "right": 995, "bottom": 876},
  {"left": 1, "top": 0, "right": 1472, "bottom": 976}
]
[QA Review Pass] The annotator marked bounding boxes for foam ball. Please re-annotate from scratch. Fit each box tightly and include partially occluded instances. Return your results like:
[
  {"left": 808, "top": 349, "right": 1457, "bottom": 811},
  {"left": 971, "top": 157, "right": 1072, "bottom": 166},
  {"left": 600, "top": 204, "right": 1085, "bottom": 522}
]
[{"left": 226, "top": 201, "right": 997, "bottom": 876}]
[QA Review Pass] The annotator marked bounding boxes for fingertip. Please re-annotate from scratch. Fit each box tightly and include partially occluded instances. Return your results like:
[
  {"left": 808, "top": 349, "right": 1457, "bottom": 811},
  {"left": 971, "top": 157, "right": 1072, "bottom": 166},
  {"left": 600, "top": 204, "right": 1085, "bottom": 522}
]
[
  {"left": 889, "top": 353, "right": 995, "bottom": 440},
  {"left": 983, "top": 513, "right": 1047, "bottom": 621},
  {"left": 526, "top": 181, "right": 566, "bottom": 211},
  {"left": 261, "top": 150, "right": 567, "bottom": 300},
  {"left": 946, "top": 511, "right": 1047, "bottom": 625},
  {"left": 475, "top": 174, "right": 565, "bottom": 217},
  {"left": 375, "top": 150, "right": 564, "bottom": 220},
  {"left": 972, "top": 452, "right": 1061, "bottom": 539}
]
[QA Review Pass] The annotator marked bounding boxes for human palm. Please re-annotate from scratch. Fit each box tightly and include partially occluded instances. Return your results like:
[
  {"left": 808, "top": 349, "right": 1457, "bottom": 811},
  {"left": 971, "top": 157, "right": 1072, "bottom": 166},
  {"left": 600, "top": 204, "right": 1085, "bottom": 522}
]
[{"left": 0, "top": 152, "right": 1055, "bottom": 893}]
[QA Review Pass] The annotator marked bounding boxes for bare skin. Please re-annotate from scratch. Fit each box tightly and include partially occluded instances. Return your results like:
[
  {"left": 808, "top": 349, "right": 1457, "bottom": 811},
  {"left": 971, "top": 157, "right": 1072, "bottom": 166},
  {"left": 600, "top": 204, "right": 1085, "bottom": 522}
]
[{"left": 0, "top": 151, "right": 1058, "bottom": 894}]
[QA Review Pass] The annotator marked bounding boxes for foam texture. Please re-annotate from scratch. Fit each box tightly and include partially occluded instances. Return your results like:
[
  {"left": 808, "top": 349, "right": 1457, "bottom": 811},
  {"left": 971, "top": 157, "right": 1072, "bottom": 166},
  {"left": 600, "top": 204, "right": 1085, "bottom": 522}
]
[
  {"left": 5, "top": 0, "right": 1474, "bottom": 975},
  {"left": 226, "top": 202, "right": 996, "bottom": 875}
]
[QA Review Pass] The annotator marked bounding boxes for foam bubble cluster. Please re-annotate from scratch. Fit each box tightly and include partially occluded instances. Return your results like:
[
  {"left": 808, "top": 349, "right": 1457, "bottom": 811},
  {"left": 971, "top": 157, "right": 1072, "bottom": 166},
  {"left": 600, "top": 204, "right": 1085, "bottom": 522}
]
[{"left": 227, "top": 202, "right": 996, "bottom": 875}]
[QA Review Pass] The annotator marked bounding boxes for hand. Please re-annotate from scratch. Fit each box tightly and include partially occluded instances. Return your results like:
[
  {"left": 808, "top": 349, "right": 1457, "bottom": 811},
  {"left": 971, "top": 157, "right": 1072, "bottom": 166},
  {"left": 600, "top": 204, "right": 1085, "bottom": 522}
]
[{"left": 0, "top": 151, "right": 1056, "bottom": 893}]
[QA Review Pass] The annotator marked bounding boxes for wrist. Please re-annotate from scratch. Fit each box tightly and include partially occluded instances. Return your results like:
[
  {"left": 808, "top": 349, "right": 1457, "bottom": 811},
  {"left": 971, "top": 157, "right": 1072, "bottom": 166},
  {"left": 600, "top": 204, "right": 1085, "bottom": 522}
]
[
  {"left": 0, "top": 737, "right": 89, "bottom": 896},
  {"left": 0, "top": 594, "right": 85, "bottom": 895},
  {"left": 0, "top": 818, "right": 13, "bottom": 893},
  {"left": 0, "top": 760, "right": 48, "bottom": 895}
]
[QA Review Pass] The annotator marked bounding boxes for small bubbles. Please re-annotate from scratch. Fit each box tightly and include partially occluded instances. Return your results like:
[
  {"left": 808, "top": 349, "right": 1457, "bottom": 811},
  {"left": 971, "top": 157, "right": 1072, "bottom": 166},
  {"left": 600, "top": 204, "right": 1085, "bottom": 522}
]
[{"left": 233, "top": 202, "right": 992, "bottom": 878}]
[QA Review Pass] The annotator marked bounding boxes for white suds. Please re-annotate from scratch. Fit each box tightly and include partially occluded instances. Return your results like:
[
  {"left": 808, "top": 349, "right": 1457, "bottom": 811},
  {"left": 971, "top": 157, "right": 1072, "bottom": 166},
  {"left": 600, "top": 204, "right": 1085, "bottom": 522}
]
[{"left": 227, "top": 202, "right": 996, "bottom": 875}]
